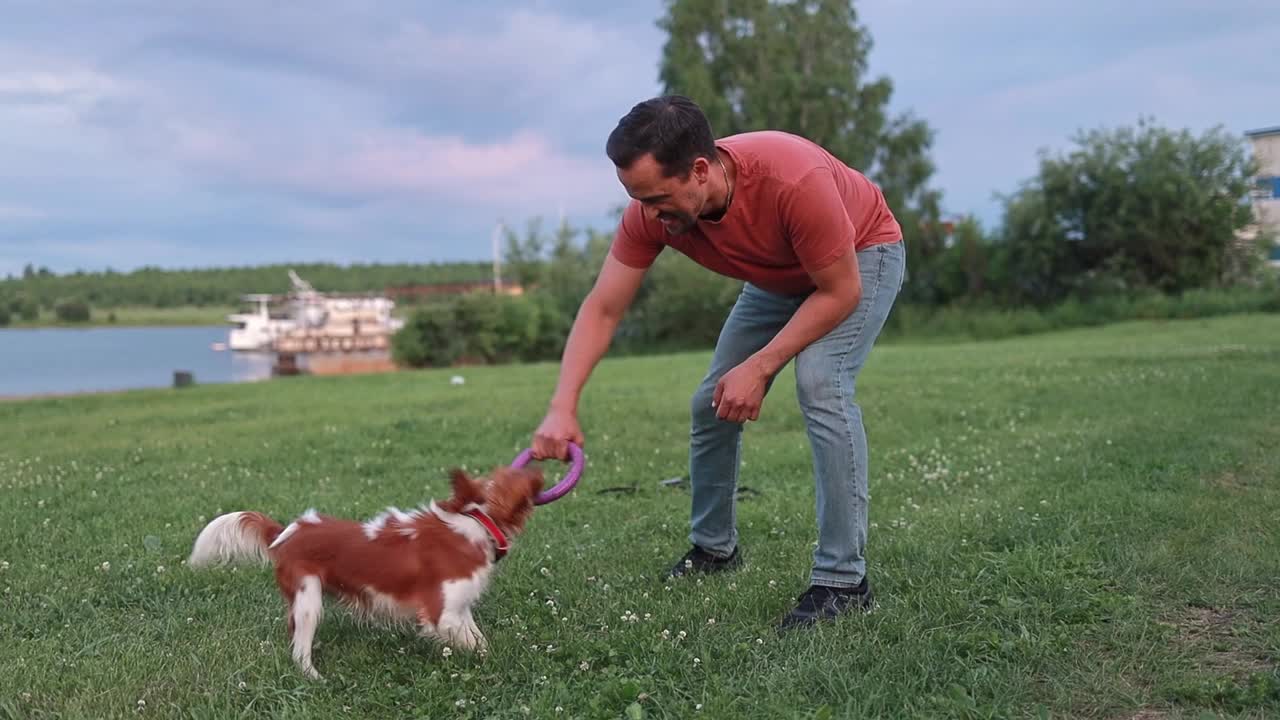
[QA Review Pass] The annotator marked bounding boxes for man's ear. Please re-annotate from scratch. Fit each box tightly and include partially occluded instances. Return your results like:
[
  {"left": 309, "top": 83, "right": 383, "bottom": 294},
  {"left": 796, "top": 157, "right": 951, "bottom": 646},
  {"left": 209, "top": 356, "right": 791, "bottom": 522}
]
[{"left": 439, "top": 468, "right": 484, "bottom": 512}]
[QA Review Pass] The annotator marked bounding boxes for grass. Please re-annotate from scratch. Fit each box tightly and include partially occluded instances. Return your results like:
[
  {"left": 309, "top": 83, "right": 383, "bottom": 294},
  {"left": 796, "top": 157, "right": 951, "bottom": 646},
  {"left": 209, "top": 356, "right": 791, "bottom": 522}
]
[{"left": 1, "top": 314, "right": 1278, "bottom": 719}]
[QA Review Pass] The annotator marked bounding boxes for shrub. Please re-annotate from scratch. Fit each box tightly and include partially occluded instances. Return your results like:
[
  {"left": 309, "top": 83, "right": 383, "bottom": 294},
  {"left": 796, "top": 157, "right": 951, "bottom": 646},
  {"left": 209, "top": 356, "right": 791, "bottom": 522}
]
[
  {"left": 392, "top": 291, "right": 569, "bottom": 368},
  {"left": 54, "top": 298, "right": 91, "bottom": 323}
]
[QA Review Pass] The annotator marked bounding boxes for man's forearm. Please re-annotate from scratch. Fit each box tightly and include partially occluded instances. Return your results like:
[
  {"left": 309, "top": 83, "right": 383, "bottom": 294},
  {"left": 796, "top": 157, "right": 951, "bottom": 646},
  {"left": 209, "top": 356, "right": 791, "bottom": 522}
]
[
  {"left": 549, "top": 295, "right": 623, "bottom": 413},
  {"left": 750, "top": 288, "right": 860, "bottom": 376}
]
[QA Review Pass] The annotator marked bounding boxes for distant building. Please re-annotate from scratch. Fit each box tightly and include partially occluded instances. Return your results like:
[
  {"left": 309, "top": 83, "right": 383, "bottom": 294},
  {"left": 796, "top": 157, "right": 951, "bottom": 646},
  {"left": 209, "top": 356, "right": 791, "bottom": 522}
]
[{"left": 1244, "top": 126, "right": 1280, "bottom": 268}]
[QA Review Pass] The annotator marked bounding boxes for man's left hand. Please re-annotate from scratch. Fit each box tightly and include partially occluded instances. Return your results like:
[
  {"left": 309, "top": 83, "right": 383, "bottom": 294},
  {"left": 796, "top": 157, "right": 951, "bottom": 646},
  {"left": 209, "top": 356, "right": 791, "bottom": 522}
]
[{"left": 712, "top": 356, "right": 772, "bottom": 423}]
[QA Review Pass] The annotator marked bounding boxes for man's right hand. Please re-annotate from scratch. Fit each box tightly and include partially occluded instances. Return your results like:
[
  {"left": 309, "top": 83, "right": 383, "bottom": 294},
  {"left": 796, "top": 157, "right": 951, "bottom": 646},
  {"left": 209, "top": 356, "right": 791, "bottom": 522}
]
[{"left": 532, "top": 407, "right": 584, "bottom": 461}]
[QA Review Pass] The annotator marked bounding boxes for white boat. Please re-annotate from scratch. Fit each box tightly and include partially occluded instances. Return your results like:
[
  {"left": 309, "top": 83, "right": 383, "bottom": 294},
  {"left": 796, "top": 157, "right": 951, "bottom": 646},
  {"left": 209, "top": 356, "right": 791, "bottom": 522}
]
[{"left": 227, "top": 270, "right": 405, "bottom": 353}]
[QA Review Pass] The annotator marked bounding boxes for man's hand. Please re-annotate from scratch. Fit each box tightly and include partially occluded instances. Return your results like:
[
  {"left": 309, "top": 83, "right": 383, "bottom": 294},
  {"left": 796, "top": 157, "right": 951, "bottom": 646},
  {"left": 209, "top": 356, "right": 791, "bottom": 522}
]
[
  {"left": 532, "top": 407, "right": 584, "bottom": 460},
  {"left": 712, "top": 356, "right": 772, "bottom": 423}
]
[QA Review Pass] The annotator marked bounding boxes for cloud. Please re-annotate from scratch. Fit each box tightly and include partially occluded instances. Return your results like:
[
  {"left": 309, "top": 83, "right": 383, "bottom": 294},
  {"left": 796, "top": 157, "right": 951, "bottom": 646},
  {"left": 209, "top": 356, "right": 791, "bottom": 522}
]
[
  {"left": 859, "top": 0, "right": 1280, "bottom": 225},
  {"left": 1, "top": 4, "right": 640, "bottom": 231},
  {"left": 0, "top": 204, "right": 45, "bottom": 221},
  {"left": 126, "top": 110, "right": 623, "bottom": 214}
]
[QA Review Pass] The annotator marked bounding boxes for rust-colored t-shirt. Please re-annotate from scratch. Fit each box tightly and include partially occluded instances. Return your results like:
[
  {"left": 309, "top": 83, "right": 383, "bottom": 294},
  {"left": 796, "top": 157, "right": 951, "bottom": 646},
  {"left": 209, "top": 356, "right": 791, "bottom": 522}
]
[{"left": 610, "top": 130, "right": 902, "bottom": 295}]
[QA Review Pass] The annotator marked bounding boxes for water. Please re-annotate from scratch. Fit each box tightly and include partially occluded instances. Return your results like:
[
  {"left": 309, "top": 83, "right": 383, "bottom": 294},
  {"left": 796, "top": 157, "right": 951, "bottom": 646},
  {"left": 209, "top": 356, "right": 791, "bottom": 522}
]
[{"left": 0, "top": 326, "right": 276, "bottom": 398}]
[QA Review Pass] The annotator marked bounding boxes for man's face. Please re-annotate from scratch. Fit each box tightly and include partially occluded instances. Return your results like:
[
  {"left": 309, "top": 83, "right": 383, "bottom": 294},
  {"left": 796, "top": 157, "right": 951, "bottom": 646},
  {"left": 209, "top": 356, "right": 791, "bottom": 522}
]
[{"left": 616, "top": 153, "right": 712, "bottom": 235}]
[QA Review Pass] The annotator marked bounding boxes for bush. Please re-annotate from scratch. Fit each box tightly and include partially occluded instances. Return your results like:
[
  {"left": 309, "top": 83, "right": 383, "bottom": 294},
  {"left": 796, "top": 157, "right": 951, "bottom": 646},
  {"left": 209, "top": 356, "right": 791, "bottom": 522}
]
[
  {"left": 392, "top": 291, "right": 569, "bottom": 368},
  {"left": 9, "top": 294, "right": 38, "bottom": 322},
  {"left": 882, "top": 283, "right": 1280, "bottom": 343},
  {"left": 0, "top": 305, "right": 9, "bottom": 326},
  {"left": 54, "top": 298, "right": 91, "bottom": 323}
]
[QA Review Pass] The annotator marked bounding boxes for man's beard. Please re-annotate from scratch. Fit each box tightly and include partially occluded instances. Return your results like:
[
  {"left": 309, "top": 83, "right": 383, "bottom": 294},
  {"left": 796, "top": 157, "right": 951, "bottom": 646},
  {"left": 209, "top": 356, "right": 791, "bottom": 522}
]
[{"left": 658, "top": 210, "right": 696, "bottom": 235}]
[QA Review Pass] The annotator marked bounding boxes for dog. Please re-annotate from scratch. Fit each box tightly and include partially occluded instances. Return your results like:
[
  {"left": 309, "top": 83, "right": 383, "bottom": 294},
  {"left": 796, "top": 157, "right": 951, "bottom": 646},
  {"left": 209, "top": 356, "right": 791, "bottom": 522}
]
[{"left": 187, "top": 465, "right": 544, "bottom": 679}]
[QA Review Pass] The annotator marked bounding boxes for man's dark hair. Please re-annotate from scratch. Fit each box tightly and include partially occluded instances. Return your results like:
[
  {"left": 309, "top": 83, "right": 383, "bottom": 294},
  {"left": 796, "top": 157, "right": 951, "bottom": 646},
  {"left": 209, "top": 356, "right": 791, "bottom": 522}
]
[{"left": 606, "top": 95, "right": 719, "bottom": 178}]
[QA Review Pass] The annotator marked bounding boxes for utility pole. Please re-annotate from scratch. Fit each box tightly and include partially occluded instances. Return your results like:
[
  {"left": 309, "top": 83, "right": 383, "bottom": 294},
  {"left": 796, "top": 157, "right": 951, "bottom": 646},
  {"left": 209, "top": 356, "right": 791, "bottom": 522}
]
[{"left": 491, "top": 220, "right": 504, "bottom": 294}]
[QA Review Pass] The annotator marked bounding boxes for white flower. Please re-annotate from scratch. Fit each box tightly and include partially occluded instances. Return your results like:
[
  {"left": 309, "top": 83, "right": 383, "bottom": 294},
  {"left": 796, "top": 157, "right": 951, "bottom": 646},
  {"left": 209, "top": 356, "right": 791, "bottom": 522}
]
[
  {"left": 442, "top": 646, "right": 453, "bottom": 658},
  {"left": 579, "top": 661, "right": 590, "bottom": 671},
  {"left": 455, "top": 699, "right": 467, "bottom": 707}
]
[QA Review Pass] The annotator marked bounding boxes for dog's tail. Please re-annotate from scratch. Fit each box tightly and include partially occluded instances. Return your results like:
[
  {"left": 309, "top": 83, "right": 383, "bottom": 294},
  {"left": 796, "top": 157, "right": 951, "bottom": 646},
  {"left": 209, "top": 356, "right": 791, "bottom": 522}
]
[{"left": 188, "top": 511, "right": 284, "bottom": 568}]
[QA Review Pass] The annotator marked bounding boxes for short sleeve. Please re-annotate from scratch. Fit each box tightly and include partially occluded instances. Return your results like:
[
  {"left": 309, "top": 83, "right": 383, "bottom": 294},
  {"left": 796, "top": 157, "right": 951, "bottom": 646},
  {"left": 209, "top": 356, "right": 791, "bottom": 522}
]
[
  {"left": 609, "top": 201, "right": 666, "bottom": 269},
  {"left": 779, "top": 168, "right": 856, "bottom": 275}
]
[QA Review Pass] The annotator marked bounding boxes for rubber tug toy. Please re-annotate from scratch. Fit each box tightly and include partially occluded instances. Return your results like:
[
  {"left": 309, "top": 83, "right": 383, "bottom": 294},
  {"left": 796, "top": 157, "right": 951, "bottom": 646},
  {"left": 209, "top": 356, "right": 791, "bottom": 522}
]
[{"left": 510, "top": 441, "right": 584, "bottom": 505}]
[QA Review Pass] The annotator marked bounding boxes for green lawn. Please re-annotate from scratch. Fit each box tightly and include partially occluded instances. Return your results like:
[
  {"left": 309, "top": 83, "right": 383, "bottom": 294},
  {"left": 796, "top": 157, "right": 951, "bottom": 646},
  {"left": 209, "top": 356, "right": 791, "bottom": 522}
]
[{"left": 2, "top": 315, "right": 1277, "bottom": 719}]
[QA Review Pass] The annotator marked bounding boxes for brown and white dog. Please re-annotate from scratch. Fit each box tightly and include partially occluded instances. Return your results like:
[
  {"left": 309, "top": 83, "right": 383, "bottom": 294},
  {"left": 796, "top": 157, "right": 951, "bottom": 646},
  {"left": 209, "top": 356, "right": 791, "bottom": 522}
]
[{"left": 188, "top": 465, "right": 544, "bottom": 679}]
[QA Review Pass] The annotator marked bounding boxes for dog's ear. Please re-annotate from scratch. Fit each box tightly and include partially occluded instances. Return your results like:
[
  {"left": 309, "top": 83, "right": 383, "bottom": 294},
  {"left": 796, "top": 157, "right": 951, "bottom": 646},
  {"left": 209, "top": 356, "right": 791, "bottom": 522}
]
[{"left": 438, "top": 468, "right": 485, "bottom": 513}]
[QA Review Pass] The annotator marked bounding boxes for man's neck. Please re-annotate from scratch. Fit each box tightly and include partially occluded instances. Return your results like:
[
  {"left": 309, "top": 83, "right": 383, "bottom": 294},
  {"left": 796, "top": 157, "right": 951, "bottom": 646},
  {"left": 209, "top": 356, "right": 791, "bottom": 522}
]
[{"left": 700, "top": 149, "right": 735, "bottom": 220}]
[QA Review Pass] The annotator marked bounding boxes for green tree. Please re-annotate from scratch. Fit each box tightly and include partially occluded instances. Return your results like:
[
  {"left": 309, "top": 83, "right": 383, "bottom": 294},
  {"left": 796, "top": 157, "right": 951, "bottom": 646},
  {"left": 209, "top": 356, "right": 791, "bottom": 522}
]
[
  {"left": 930, "top": 217, "right": 996, "bottom": 304},
  {"left": 1000, "top": 119, "right": 1259, "bottom": 305},
  {"left": 656, "top": 0, "right": 944, "bottom": 300}
]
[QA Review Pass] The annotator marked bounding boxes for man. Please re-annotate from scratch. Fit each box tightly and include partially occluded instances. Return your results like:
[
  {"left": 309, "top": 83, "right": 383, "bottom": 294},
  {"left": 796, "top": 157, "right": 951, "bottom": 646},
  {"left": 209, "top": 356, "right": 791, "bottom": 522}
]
[{"left": 531, "top": 95, "right": 905, "bottom": 631}]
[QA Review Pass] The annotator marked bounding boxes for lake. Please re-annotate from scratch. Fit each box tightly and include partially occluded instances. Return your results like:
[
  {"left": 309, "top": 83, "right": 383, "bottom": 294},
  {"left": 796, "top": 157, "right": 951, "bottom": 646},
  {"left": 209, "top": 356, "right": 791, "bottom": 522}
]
[{"left": 0, "top": 326, "right": 275, "bottom": 398}]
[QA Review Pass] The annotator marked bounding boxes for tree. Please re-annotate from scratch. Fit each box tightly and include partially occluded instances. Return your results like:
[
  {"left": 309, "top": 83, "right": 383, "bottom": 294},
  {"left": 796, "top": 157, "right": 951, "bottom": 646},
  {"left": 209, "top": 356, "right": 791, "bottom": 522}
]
[
  {"left": 1000, "top": 119, "right": 1259, "bottom": 305},
  {"left": 928, "top": 217, "right": 996, "bottom": 304},
  {"left": 655, "top": 0, "right": 944, "bottom": 300},
  {"left": 502, "top": 219, "right": 549, "bottom": 290}
]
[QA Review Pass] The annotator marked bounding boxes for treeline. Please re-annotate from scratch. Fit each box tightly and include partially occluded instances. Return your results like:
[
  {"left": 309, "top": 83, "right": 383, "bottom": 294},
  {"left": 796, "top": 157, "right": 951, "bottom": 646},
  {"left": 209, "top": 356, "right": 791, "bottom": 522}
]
[{"left": 0, "top": 261, "right": 493, "bottom": 325}]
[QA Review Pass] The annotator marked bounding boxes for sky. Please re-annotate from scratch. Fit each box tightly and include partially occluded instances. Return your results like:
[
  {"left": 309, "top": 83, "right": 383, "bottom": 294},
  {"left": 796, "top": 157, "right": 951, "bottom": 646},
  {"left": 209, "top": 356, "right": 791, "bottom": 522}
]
[{"left": 1, "top": 0, "right": 1277, "bottom": 278}]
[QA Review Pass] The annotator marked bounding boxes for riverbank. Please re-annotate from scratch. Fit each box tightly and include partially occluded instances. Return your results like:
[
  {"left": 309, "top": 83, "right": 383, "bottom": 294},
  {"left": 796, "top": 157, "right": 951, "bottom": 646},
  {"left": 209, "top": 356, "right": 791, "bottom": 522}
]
[{"left": 4, "top": 305, "right": 235, "bottom": 329}]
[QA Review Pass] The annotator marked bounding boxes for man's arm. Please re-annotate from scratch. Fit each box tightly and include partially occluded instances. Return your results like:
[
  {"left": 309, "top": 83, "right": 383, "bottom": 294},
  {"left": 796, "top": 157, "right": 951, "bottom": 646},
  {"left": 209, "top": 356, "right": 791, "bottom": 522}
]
[
  {"left": 712, "top": 249, "right": 862, "bottom": 422},
  {"left": 750, "top": 248, "right": 861, "bottom": 377},
  {"left": 532, "top": 253, "right": 649, "bottom": 459}
]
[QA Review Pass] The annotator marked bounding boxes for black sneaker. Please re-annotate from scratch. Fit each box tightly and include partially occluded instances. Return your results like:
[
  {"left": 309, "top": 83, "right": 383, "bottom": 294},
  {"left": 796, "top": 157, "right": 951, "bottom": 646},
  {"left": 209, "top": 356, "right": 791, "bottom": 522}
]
[
  {"left": 778, "top": 579, "right": 874, "bottom": 632},
  {"left": 667, "top": 545, "right": 742, "bottom": 578}
]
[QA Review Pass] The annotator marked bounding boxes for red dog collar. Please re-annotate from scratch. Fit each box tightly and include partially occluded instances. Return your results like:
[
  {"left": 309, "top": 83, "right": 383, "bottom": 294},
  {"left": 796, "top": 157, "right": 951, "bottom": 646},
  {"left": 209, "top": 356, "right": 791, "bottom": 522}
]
[{"left": 463, "top": 509, "right": 509, "bottom": 561}]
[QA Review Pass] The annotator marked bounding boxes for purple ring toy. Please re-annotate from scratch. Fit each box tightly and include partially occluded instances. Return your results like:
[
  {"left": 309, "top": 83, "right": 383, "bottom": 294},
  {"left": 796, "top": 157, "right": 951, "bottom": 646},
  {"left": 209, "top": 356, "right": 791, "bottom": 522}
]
[{"left": 511, "top": 442, "right": 584, "bottom": 505}]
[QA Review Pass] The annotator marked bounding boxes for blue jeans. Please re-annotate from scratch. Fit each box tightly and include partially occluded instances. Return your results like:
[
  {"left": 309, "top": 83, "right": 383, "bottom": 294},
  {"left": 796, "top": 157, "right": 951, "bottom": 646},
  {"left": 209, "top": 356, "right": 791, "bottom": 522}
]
[{"left": 687, "top": 240, "right": 905, "bottom": 588}]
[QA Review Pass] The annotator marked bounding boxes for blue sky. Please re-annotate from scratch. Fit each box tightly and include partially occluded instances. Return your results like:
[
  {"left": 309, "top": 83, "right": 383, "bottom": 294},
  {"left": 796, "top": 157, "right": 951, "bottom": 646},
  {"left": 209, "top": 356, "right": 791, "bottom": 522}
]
[{"left": 1, "top": 0, "right": 1277, "bottom": 277}]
